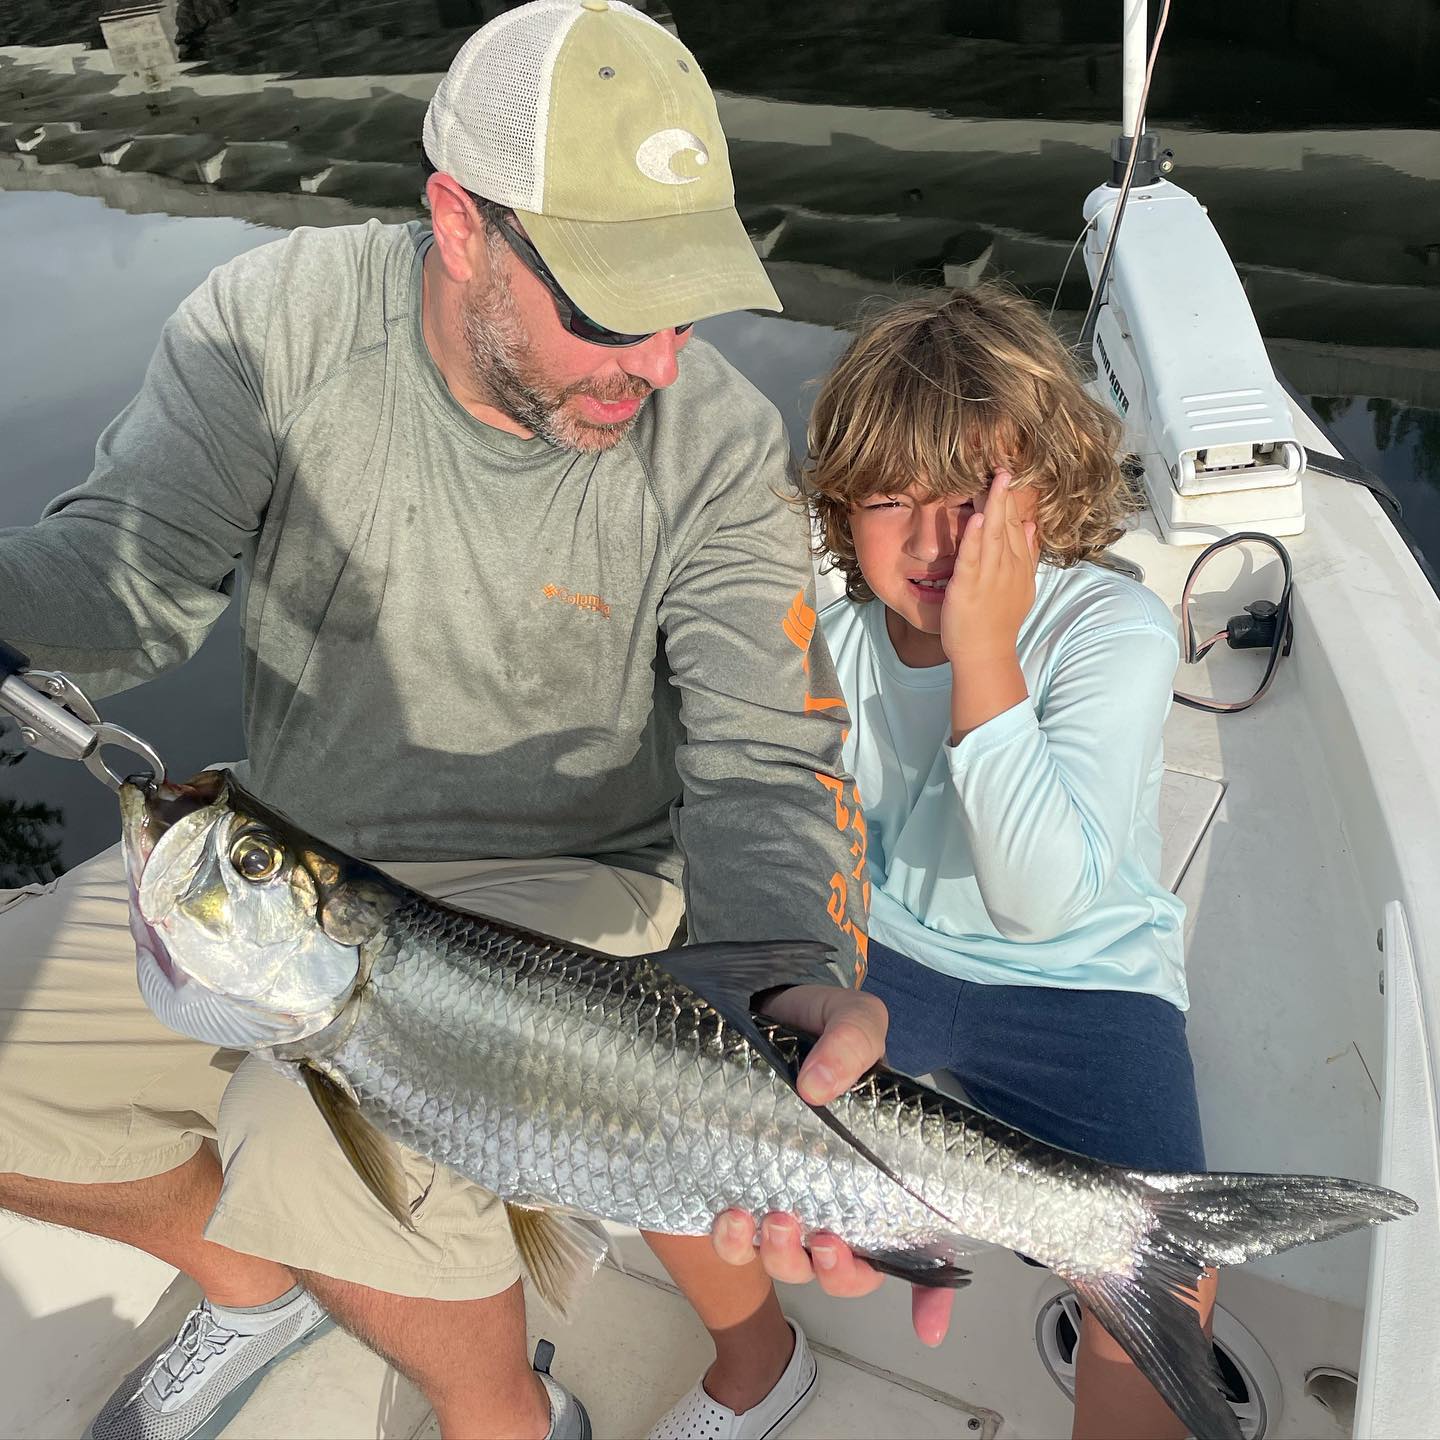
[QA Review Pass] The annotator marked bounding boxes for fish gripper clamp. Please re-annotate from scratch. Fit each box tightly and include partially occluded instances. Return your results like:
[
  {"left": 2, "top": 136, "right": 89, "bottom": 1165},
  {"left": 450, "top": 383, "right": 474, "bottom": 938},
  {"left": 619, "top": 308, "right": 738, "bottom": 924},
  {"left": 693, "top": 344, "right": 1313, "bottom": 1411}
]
[{"left": 0, "top": 639, "right": 165, "bottom": 792}]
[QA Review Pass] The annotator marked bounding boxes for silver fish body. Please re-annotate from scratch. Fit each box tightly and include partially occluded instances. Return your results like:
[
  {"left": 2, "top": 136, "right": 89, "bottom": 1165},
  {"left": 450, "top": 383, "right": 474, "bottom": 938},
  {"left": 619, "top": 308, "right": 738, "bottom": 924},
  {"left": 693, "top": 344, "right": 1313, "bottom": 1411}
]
[
  {"left": 319, "top": 892, "right": 1128, "bottom": 1268},
  {"left": 120, "top": 771, "right": 1416, "bottom": 1440}
]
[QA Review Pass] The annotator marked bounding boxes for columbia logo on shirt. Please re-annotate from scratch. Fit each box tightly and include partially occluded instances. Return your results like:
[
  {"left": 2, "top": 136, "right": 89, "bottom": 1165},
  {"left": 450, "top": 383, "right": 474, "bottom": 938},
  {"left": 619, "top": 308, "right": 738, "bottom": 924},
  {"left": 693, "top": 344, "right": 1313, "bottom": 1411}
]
[{"left": 542, "top": 584, "right": 611, "bottom": 619}]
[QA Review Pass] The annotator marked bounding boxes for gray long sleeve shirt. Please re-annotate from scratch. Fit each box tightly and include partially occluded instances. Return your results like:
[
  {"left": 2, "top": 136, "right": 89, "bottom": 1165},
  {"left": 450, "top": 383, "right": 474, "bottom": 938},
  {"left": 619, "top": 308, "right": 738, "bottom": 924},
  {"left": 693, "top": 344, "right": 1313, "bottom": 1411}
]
[{"left": 0, "top": 219, "right": 870, "bottom": 978}]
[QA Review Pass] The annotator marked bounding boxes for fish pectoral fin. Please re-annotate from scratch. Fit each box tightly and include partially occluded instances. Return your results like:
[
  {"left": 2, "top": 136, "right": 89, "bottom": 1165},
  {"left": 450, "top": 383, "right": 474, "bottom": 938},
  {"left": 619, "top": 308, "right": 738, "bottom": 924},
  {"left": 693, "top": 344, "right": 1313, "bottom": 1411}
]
[
  {"left": 300, "top": 1062, "right": 415, "bottom": 1233},
  {"left": 505, "top": 1203, "right": 610, "bottom": 1321},
  {"left": 849, "top": 1244, "right": 972, "bottom": 1289}
]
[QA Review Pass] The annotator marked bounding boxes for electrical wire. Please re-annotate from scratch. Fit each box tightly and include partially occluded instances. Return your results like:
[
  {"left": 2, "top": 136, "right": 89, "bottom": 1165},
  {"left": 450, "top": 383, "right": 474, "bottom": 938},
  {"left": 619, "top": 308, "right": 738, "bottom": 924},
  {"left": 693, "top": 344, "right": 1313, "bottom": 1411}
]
[
  {"left": 1049, "top": 217, "right": 1096, "bottom": 322},
  {"left": 1173, "top": 532, "right": 1294, "bottom": 715},
  {"left": 1075, "top": 0, "right": 1174, "bottom": 354}
]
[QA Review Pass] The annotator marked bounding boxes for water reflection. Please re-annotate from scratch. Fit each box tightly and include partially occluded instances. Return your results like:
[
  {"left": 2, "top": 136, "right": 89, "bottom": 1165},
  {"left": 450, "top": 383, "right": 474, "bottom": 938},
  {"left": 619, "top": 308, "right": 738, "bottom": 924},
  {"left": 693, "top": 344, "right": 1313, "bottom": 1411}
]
[
  {"left": 0, "top": 191, "right": 276, "bottom": 873},
  {"left": 0, "top": 751, "right": 64, "bottom": 887},
  {"left": 1312, "top": 396, "right": 1440, "bottom": 564},
  {"left": 4, "top": 1, "right": 1434, "bottom": 127}
]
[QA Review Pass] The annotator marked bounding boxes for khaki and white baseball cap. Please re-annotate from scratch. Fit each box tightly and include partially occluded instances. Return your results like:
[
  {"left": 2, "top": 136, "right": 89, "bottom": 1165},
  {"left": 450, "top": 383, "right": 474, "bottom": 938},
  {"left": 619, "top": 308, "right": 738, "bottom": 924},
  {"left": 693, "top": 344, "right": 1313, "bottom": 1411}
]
[{"left": 423, "top": 0, "right": 780, "bottom": 333}]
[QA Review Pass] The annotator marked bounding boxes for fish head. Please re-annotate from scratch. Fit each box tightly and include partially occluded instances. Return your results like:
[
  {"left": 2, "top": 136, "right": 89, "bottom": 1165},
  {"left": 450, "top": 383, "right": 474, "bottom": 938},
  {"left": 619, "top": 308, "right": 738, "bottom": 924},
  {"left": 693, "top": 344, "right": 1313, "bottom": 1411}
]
[{"left": 119, "top": 769, "right": 394, "bottom": 1050}]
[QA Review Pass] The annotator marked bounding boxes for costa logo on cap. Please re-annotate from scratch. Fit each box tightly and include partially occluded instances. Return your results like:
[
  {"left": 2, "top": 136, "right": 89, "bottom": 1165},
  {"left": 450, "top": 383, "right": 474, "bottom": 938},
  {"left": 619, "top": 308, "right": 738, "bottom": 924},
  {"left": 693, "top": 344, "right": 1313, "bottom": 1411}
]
[{"left": 635, "top": 129, "right": 710, "bottom": 187}]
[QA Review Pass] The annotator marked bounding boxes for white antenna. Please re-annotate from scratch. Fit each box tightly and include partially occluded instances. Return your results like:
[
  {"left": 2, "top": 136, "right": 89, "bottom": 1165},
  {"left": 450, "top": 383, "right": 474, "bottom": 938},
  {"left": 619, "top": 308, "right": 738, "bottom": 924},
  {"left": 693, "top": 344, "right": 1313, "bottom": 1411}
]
[{"left": 1121, "top": 0, "right": 1148, "bottom": 139}]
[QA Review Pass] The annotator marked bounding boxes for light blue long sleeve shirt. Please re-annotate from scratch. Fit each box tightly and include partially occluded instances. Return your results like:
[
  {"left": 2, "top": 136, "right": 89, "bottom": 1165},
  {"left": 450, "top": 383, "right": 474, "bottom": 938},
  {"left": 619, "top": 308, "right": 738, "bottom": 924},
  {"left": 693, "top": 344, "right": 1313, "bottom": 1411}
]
[{"left": 821, "top": 562, "right": 1188, "bottom": 1009}]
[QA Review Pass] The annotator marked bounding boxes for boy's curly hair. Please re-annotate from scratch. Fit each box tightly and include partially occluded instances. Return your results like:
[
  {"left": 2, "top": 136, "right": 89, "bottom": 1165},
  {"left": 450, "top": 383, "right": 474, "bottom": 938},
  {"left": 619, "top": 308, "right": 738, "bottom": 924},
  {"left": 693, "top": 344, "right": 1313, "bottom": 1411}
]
[{"left": 801, "top": 283, "right": 1137, "bottom": 602}]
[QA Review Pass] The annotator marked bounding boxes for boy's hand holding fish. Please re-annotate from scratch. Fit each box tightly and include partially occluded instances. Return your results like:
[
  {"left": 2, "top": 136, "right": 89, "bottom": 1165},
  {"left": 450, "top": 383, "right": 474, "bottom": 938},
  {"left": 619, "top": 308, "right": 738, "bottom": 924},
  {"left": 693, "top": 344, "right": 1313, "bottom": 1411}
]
[
  {"left": 709, "top": 982, "right": 958, "bottom": 1347},
  {"left": 941, "top": 470, "right": 1041, "bottom": 741},
  {"left": 710, "top": 1207, "right": 959, "bottom": 1346}
]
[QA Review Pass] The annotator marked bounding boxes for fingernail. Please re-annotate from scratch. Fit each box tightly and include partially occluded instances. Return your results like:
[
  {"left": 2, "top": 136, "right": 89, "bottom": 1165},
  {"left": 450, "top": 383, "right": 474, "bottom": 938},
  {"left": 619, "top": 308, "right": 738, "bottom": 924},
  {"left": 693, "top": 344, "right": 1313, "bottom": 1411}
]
[
  {"left": 721, "top": 1213, "right": 746, "bottom": 1243},
  {"left": 813, "top": 1246, "right": 837, "bottom": 1271},
  {"left": 761, "top": 1216, "right": 782, "bottom": 1245},
  {"left": 805, "top": 1063, "right": 835, "bottom": 1097}
]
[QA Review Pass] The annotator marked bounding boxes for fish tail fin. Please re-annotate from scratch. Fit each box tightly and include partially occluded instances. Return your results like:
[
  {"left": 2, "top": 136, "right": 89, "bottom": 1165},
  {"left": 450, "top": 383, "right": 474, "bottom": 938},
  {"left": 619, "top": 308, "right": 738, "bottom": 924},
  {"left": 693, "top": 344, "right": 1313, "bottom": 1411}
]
[
  {"left": 1138, "top": 1170, "right": 1416, "bottom": 1266},
  {"left": 1069, "top": 1172, "right": 1414, "bottom": 1440},
  {"left": 1068, "top": 1263, "right": 1240, "bottom": 1440}
]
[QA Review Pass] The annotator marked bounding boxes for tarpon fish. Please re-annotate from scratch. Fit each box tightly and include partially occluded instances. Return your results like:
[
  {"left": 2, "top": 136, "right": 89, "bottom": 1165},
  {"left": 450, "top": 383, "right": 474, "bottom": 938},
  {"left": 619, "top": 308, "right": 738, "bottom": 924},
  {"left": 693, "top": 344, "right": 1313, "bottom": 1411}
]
[{"left": 120, "top": 770, "right": 1415, "bottom": 1440}]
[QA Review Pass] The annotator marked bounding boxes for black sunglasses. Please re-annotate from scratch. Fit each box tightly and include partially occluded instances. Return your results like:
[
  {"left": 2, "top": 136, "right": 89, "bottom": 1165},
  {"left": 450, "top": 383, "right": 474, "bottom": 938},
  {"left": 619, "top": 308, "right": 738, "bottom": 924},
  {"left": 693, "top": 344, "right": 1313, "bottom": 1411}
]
[{"left": 473, "top": 196, "right": 694, "bottom": 349}]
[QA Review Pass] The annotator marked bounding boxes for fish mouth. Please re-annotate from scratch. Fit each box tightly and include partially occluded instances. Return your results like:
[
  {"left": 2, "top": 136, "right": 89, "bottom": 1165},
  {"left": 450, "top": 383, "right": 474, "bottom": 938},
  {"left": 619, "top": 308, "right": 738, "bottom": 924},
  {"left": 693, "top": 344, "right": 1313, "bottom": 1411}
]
[{"left": 119, "top": 770, "right": 230, "bottom": 993}]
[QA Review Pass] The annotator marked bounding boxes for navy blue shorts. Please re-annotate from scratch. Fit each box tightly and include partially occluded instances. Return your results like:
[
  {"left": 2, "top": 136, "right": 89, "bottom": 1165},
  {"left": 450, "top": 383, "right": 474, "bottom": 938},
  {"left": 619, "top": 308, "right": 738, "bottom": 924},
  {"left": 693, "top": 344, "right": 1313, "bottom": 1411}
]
[{"left": 863, "top": 938, "right": 1206, "bottom": 1172}]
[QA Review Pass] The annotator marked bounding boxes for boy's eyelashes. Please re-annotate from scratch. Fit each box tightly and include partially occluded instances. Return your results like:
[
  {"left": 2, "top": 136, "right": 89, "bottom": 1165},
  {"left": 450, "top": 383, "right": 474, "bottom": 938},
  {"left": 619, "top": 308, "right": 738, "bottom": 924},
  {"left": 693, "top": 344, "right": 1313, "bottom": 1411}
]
[{"left": 855, "top": 496, "right": 977, "bottom": 513}]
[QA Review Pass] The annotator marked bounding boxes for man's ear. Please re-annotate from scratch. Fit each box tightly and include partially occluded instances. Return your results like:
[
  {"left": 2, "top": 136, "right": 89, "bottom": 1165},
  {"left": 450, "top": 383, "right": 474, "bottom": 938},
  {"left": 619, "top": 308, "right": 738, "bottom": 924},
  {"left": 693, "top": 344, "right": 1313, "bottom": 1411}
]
[{"left": 426, "top": 173, "right": 486, "bottom": 284}]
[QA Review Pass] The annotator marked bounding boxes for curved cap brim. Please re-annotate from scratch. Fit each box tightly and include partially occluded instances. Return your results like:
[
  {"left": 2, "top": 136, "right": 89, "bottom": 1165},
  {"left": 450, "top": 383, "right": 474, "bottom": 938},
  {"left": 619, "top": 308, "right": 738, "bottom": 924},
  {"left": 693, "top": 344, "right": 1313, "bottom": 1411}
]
[{"left": 516, "top": 203, "right": 781, "bottom": 334}]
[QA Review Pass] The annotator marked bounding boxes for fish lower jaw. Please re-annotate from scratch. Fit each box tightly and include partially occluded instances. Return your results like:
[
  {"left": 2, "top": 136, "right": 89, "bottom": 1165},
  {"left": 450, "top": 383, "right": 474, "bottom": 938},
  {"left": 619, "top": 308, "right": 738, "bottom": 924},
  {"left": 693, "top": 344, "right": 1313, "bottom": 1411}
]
[{"left": 134, "top": 946, "right": 341, "bottom": 1050}]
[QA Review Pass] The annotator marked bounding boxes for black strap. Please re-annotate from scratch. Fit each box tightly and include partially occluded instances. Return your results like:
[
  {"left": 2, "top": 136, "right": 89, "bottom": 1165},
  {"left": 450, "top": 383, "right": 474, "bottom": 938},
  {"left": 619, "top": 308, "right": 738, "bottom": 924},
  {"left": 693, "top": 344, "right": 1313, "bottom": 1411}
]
[
  {"left": 1304, "top": 449, "right": 1404, "bottom": 518},
  {"left": 0, "top": 639, "right": 30, "bottom": 680}
]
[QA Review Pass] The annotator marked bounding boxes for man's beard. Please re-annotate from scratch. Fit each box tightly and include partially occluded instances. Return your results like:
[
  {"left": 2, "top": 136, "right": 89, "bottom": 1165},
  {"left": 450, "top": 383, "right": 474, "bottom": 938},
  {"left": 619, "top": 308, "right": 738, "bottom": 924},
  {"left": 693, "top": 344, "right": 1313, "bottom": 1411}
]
[{"left": 460, "top": 278, "right": 652, "bottom": 453}]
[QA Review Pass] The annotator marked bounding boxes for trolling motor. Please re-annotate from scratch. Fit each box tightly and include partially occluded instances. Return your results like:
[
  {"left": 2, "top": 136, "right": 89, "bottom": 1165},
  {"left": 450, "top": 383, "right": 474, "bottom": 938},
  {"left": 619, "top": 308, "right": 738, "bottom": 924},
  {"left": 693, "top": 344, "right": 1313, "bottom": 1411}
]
[
  {"left": 0, "top": 639, "right": 164, "bottom": 790},
  {"left": 1079, "top": 0, "right": 1306, "bottom": 543}
]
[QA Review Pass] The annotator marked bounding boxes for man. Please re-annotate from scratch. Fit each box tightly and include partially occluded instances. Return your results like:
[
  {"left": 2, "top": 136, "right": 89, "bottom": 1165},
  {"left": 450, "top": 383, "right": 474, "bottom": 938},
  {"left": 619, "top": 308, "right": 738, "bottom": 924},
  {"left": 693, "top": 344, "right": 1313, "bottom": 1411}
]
[{"left": 0, "top": 4, "right": 919, "bottom": 1439}]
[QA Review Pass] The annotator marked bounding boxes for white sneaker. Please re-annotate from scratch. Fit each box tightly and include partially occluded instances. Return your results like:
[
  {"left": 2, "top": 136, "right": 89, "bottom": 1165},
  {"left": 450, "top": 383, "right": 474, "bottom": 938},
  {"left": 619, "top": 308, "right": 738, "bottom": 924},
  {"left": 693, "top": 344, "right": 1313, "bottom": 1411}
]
[
  {"left": 648, "top": 1319, "right": 818, "bottom": 1440},
  {"left": 84, "top": 1288, "right": 331, "bottom": 1440}
]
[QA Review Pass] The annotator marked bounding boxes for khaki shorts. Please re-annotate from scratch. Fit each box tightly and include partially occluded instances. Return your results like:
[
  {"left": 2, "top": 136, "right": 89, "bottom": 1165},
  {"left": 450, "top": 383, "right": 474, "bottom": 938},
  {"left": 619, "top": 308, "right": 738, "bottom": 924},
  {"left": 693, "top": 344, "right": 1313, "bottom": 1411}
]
[{"left": 0, "top": 844, "right": 683, "bottom": 1300}]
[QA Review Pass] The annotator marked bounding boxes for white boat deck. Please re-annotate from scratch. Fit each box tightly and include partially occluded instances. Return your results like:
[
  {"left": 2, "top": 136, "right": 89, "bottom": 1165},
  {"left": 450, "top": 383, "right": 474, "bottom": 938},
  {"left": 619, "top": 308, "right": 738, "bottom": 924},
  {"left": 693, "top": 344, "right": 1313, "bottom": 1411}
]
[{"left": 3, "top": 405, "right": 1438, "bottom": 1439}]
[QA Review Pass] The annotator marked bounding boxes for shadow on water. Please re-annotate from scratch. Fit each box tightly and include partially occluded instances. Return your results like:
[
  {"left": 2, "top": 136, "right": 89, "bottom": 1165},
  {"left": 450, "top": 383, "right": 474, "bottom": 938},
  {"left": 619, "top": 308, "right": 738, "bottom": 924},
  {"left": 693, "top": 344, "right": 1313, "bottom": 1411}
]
[{"left": 3, "top": 0, "right": 1436, "bottom": 127}]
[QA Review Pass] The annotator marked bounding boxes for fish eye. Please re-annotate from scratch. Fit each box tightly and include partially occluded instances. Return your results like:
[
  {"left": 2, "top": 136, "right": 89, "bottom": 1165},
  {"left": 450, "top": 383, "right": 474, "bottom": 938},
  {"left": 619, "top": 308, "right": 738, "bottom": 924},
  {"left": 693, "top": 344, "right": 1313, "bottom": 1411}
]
[{"left": 230, "top": 834, "right": 284, "bottom": 883}]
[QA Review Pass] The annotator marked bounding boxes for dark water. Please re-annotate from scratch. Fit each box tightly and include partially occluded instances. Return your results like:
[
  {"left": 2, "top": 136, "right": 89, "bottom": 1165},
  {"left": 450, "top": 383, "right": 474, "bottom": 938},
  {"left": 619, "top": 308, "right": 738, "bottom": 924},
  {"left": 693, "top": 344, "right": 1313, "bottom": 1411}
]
[{"left": 0, "top": 1, "right": 1436, "bottom": 876}]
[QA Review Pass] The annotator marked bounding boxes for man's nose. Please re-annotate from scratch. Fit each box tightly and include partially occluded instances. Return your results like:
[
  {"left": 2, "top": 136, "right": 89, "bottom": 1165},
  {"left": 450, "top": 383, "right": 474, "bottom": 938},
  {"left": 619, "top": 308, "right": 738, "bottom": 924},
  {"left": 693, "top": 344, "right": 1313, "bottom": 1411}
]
[{"left": 618, "top": 328, "right": 684, "bottom": 391}]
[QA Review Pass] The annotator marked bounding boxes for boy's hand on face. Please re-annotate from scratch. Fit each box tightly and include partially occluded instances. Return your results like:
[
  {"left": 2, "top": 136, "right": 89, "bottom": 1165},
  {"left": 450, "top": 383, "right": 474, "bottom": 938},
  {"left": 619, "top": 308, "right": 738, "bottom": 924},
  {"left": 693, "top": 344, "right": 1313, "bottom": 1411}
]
[
  {"left": 939, "top": 470, "right": 1039, "bottom": 666},
  {"left": 941, "top": 471, "right": 1038, "bottom": 741}
]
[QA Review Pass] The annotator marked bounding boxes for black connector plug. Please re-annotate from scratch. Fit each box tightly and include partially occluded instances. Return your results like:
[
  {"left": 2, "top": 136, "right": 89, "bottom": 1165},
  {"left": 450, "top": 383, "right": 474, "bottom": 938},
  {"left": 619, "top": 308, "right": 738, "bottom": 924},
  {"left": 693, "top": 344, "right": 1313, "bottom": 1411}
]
[
  {"left": 1226, "top": 600, "right": 1292, "bottom": 654},
  {"left": 0, "top": 639, "right": 30, "bottom": 680}
]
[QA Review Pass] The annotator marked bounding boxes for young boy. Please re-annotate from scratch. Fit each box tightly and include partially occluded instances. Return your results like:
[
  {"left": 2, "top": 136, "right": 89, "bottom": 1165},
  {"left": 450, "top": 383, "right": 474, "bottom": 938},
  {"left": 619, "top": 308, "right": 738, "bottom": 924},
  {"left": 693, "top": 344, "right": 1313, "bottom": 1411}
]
[{"left": 804, "top": 284, "right": 1217, "bottom": 1440}]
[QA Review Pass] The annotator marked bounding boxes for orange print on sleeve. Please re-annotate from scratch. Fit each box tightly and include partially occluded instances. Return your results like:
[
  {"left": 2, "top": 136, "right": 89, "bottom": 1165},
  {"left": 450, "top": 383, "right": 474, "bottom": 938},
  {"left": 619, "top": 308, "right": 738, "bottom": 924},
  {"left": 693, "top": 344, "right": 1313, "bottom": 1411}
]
[
  {"left": 780, "top": 590, "right": 870, "bottom": 985},
  {"left": 819, "top": 781, "right": 870, "bottom": 985}
]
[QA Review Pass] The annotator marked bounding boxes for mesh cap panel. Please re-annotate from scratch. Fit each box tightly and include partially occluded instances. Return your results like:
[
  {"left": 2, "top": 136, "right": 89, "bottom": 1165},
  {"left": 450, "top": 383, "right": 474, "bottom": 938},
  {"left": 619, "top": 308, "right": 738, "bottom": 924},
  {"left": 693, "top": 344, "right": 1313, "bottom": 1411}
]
[{"left": 424, "top": 0, "right": 668, "bottom": 213}]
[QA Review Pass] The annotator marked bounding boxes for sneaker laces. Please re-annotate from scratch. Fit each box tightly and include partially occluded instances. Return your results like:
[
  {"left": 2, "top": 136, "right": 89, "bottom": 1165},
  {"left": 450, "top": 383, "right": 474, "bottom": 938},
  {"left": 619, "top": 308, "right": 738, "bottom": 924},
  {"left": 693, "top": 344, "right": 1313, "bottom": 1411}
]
[{"left": 143, "top": 1303, "right": 240, "bottom": 1401}]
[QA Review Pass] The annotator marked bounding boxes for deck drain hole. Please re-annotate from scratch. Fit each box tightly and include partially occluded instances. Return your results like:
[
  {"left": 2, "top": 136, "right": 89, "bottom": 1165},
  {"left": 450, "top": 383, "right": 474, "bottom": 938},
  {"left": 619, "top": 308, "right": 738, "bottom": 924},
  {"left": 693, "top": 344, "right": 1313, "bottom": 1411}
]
[
  {"left": 1036, "top": 1290, "right": 1277, "bottom": 1438},
  {"left": 1304, "top": 1368, "right": 1357, "bottom": 1430}
]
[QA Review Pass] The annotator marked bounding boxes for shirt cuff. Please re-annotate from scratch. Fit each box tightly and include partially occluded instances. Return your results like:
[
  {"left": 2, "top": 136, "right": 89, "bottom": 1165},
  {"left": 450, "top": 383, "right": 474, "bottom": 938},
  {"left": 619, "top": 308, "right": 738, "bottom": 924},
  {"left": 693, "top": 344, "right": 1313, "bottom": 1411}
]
[{"left": 945, "top": 697, "right": 1039, "bottom": 771}]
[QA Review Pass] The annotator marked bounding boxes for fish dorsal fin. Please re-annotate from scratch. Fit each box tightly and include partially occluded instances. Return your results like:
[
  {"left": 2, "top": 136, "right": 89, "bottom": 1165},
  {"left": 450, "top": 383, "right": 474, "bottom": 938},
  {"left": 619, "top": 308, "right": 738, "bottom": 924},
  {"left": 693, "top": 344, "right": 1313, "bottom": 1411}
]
[
  {"left": 652, "top": 941, "right": 961, "bottom": 1235},
  {"left": 655, "top": 940, "right": 841, "bottom": 1012},
  {"left": 300, "top": 1062, "right": 415, "bottom": 1233},
  {"left": 505, "top": 1203, "right": 611, "bottom": 1320}
]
